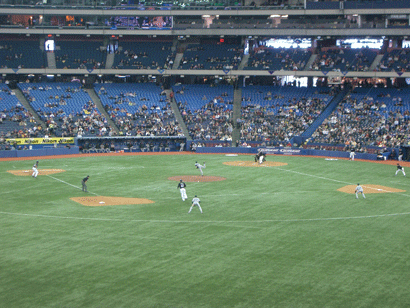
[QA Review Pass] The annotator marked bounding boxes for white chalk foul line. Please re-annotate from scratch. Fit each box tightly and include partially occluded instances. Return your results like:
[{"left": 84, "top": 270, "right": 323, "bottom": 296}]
[
  {"left": 46, "top": 175, "right": 99, "bottom": 196},
  {"left": 275, "top": 167, "right": 410, "bottom": 197},
  {"left": 1, "top": 210, "right": 410, "bottom": 224}
]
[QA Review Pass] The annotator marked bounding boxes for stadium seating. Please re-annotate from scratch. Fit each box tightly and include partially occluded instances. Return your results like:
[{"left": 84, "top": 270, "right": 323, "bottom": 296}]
[
  {"left": 173, "top": 84, "right": 234, "bottom": 140},
  {"left": 94, "top": 83, "right": 180, "bottom": 137},
  {"left": 310, "top": 48, "right": 377, "bottom": 72},
  {"left": 310, "top": 86, "right": 410, "bottom": 148},
  {"left": 113, "top": 41, "right": 175, "bottom": 69},
  {"left": 17, "top": 82, "right": 109, "bottom": 137},
  {"left": 239, "top": 86, "right": 334, "bottom": 143},
  {"left": 55, "top": 41, "right": 105, "bottom": 69},
  {"left": 0, "top": 40, "right": 46, "bottom": 68},
  {"left": 179, "top": 44, "right": 242, "bottom": 70},
  {"left": 245, "top": 47, "right": 311, "bottom": 71},
  {"left": 377, "top": 48, "right": 410, "bottom": 72},
  {"left": 0, "top": 84, "right": 38, "bottom": 138}
]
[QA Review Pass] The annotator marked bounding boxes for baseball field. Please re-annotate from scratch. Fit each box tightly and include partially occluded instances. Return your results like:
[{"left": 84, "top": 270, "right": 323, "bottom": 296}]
[{"left": 1, "top": 153, "right": 409, "bottom": 308}]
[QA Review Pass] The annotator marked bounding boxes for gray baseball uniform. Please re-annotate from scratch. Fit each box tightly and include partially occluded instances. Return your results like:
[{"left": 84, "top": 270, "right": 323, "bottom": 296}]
[
  {"left": 189, "top": 196, "right": 202, "bottom": 213},
  {"left": 195, "top": 162, "right": 206, "bottom": 176},
  {"left": 355, "top": 184, "right": 365, "bottom": 199}
]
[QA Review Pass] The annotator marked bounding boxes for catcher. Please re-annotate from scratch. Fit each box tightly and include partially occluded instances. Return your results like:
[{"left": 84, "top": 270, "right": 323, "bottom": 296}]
[{"left": 32, "top": 160, "right": 39, "bottom": 178}]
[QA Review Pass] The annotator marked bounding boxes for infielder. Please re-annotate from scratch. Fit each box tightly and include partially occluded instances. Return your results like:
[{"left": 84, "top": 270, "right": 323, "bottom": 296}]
[
  {"left": 82, "top": 175, "right": 90, "bottom": 192},
  {"left": 177, "top": 179, "right": 187, "bottom": 201},
  {"left": 32, "top": 160, "right": 39, "bottom": 178},
  {"left": 395, "top": 163, "right": 406, "bottom": 176},
  {"left": 188, "top": 195, "right": 203, "bottom": 214},
  {"left": 355, "top": 183, "right": 366, "bottom": 199},
  {"left": 195, "top": 161, "right": 206, "bottom": 176}
]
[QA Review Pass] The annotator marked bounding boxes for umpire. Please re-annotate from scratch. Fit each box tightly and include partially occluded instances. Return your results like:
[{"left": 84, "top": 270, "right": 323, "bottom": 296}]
[{"left": 82, "top": 175, "right": 90, "bottom": 192}]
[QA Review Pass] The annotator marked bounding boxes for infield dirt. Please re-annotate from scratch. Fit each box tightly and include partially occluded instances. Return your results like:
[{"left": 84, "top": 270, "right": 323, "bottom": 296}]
[
  {"left": 7, "top": 169, "right": 66, "bottom": 176},
  {"left": 70, "top": 196, "right": 155, "bottom": 206},
  {"left": 337, "top": 184, "right": 405, "bottom": 194},
  {"left": 168, "top": 175, "right": 226, "bottom": 182},
  {"left": 223, "top": 161, "right": 288, "bottom": 167}
]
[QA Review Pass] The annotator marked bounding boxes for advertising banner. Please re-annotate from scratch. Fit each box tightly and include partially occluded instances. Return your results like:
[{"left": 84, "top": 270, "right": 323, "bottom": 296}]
[{"left": 6, "top": 137, "right": 75, "bottom": 145}]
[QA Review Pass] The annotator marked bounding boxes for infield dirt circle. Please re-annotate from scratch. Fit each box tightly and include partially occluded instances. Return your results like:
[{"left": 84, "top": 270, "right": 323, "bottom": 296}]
[
  {"left": 168, "top": 175, "right": 226, "bottom": 182},
  {"left": 70, "top": 196, "right": 155, "bottom": 206},
  {"left": 223, "top": 161, "right": 288, "bottom": 167},
  {"left": 7, "top": 169, "right": 66, "bottom": 176},
  {"left": 337, "top": 184, "right": 405, "bottom": 194}
]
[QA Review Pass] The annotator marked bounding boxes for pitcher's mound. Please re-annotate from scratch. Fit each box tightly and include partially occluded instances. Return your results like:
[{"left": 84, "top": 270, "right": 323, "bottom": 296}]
[
  {"left": 223, "top": 161, "right": 288, "bottom": 167},
  {"left": 168, "top": 176, "right": 226, "bottom": 182},
  {"left": 338, "top": 184, "right": 405, "bottom": 194},
  {"left": 71, "top": 196, "right": 155, "bottom": 206},
  {"left": 7, "top": 169, "right": 66, "bottom": 176}
]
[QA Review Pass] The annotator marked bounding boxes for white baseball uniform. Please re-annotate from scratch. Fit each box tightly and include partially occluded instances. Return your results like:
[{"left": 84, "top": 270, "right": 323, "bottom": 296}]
[
  {"left": 32, "top": 163, "right": 38, "bottom": 178},
  {"left": 349, "top": 150, "right": 355, "bottom": 161}
]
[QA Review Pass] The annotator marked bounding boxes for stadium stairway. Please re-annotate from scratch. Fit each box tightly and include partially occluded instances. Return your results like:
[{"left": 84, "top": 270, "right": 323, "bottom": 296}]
[
  {"left": 46, "top": 51, "right": 56, "bottom": 69},
  {"left": 369, "top": 54, "right": 384, "bottom": 71},
  {"left": 85, "top": 88, "right": 119, "bottom": 134},
  {"left": 11, "top": 86, "right": 47, "bottom": 130},
  {"left": 304, "top": 54, "right": 317, "bottom": 70},
  {"left": 105, "top": 53, "right": 115, "bottom": 69},
  {"left": 300, "top": 88, "right": 349, "bottom": 138},
  {"left": 238, "top": 54, "right": 249, "bottom": 70},
  {"left": 173, "top": 42, "right": 189, "bottom": 69},
  {"left": 168, "top": 90, "right": 191, "bottom": 140},
  {"left": 232, "top": 87, "right": 242, "bottom": 146}
]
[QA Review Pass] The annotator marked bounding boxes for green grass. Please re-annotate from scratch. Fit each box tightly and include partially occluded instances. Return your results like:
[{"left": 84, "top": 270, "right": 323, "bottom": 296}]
[{"left": 1, "top": 154, "right": 410, "bottom": 308}]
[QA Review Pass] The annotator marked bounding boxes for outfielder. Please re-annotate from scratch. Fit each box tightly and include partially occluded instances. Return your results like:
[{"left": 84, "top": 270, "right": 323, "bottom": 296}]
[
  {"left": 349, "top": 149, "right": 355, "bottom": 161},
  {"left": 188, "top": 195, "right": 203, "bottom": 214},
  {"left": 195, "top": 161, "right": 206, "bottom": 176},
  {"left": 395, "top": 163, "right": 406, "bottom": 176},
  {"left": 177, "top": 179, "right": 187, "bottom": 201},
  {"left": 82, "top": 175, "right": 90, "bottom": 192},
  {"left": 32, "top": 160, "right": 39, "bottom": 178},
  {"left": 355, "top": 183, "right": 366, "bottom": 199}
]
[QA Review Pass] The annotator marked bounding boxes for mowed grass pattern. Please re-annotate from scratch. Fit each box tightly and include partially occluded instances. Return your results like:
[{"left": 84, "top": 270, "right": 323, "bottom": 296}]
[{"left": 1, "top": 154, "right": 410, "bottom": 308}]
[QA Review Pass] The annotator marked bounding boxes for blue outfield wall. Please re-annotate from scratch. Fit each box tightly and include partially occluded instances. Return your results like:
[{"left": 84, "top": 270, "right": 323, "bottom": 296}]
[
  {"left": 195, "top": 146, "right": 386, "bottom": 160},
  {"left": 0, "top": 146, "right": 80, "bottom": 158},
  {"left": 0, "top": 145, "right": 389, "bottom": 161}
]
